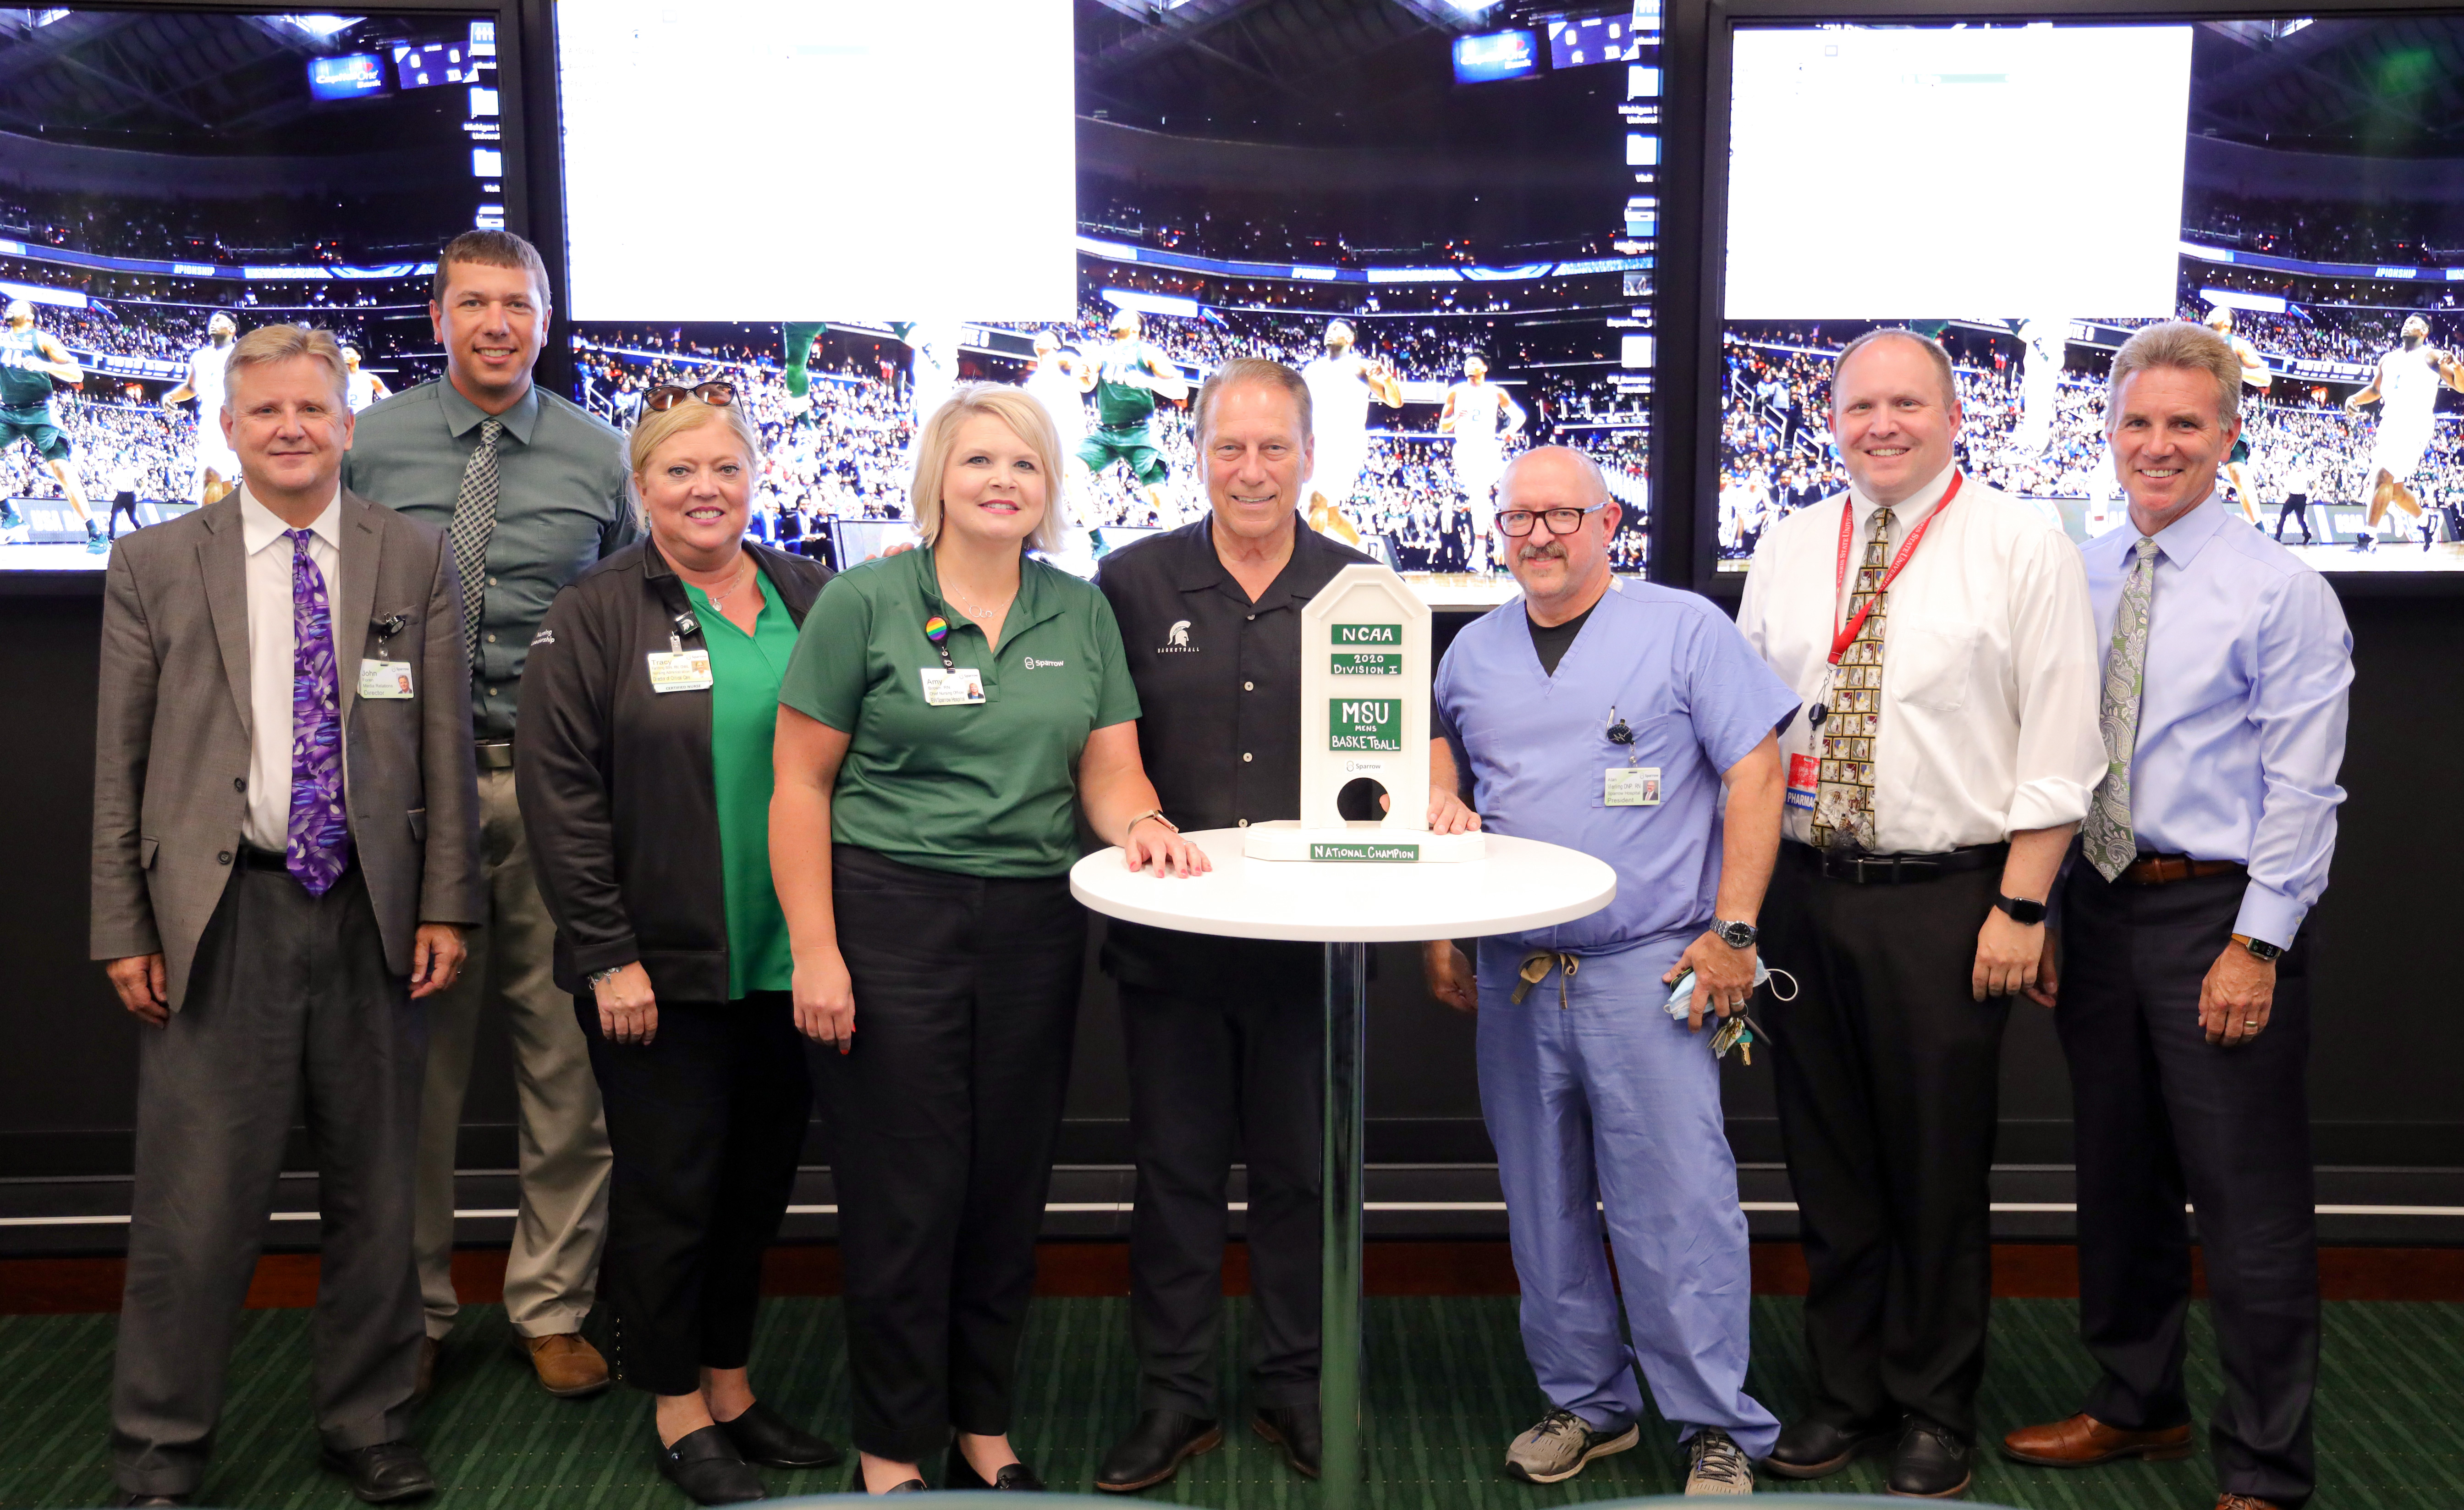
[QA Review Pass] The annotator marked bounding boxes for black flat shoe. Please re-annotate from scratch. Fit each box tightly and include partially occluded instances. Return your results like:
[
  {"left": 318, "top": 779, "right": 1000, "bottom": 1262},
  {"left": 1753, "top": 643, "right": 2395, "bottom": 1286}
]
[
  {"left": 848, "top": 1461, "right": 927, "bottom": 1494},
  {"left": 1096, "top": 1409, "right": 1223, "bottom": 1492},
  {"left": 319, "top": 1441, "right": 437, "bottom": 1504},
  {"left": 1887, "top": 1419, "right": 1973, "bottom": 1499},
  {"left": 945, "top": 1443, "right": 1045, "bottom": 1490},
  {"left": 1253, "top": 1405, "right": 1322, "bottom": 1480},
  {"left": 1766, "top": 1416, "right": 1898, "bottom": 1480},
  {"left": 717, "top": 1401, "right": 841, "bottom": 1469},
  {"left": 658, "top": 1425, "right": 766, "bottom": 1505}
]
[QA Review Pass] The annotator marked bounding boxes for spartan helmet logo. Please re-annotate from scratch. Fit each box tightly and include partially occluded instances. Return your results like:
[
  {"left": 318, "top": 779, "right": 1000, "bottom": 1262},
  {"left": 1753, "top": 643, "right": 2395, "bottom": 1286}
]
[{"left": 1166, "top": 620, "right": 1192, "bottom": 648}]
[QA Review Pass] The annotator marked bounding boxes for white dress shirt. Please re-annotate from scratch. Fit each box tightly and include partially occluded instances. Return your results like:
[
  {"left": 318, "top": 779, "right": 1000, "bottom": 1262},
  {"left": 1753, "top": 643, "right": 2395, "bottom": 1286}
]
[
  {"left": 239, "top": 486, "right": 344, "bottom": 851},
  {"left": 1737, "top": 463, "right": 2106, "bottom": 854}
]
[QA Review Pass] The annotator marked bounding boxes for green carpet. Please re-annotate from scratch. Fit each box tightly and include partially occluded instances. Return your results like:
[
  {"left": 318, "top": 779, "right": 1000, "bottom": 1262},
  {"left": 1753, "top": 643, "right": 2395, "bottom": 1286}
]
[{"left": 1, "top": 1295, "right": 2459, "bottom": 1507}]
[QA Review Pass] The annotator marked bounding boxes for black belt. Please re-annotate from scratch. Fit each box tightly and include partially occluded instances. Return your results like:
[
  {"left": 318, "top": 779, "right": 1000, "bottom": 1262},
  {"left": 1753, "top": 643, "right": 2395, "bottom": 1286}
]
[
  {"left": 236, "top": 844, "right": 293, "bottom": 872},
  {"left": 1787, "top": 838, "right": 2008, "bottom": 885},
  {"left": 475, "top": 739, "right": 515, "bottom": 771}
]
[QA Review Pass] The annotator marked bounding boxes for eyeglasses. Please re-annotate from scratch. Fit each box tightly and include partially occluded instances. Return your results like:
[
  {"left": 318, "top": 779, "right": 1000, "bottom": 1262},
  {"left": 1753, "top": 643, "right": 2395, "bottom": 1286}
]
[
  {"left": 1496, "top": 502, "right": 1606, "bottom": 537},
  {"left": 643, "top": 381, "right": 737, "bottom": 412}
]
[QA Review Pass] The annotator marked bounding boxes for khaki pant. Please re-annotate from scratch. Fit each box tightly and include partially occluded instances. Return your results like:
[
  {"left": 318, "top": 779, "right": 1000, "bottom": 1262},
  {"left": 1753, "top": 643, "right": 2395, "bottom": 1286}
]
[{"left": 414, "top": 767, "right": 612, "bottom": 1340}]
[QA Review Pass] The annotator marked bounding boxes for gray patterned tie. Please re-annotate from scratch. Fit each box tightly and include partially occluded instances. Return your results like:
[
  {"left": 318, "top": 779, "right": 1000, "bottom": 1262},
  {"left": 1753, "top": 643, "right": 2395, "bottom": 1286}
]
[
  {"left": 2084, "top": 537, "right": 2158, "bottom": 881},
  {"left": 446, "top": 417, "right": 504, "bottom": 668}
]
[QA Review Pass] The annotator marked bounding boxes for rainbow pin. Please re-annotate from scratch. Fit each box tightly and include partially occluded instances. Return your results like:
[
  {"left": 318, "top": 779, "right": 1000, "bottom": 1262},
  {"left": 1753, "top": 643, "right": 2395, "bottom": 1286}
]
[{"left": 924, "top": 615, "right": 950, "bottom": 643}]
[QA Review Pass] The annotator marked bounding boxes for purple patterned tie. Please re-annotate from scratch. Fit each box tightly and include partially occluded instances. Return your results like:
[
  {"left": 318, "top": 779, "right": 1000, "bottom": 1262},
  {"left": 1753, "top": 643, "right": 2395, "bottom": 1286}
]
[{"left": 285, "top": 527, "right": 352, "bottom": 894}]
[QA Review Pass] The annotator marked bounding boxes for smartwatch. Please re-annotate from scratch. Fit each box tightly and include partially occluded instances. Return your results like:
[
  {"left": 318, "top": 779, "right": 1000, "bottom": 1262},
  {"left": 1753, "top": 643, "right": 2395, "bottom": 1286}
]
[
  {"left": 2232, "top": 932, "right": 2285, "bottom": 963},
  {"left": 1994, "top": 893, "right": 2049, "bottom": 926},
  {"left": 1713, "top": 919, "right": 1758, "bottom": 949}
]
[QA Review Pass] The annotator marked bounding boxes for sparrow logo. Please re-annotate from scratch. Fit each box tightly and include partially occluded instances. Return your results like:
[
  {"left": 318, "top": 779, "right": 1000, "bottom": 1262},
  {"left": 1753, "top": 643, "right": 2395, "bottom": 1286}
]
[
  {"left": 1157, "top": 619, "right": 1199, "bottom": 654},
  {"left": 1023, "top": 656, "right": 1065, "bottom": 670}
]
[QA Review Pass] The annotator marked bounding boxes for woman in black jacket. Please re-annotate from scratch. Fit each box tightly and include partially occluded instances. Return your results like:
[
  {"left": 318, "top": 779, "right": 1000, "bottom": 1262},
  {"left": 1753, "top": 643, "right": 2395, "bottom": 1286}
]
[{"left": 517, "top": 382, "right": 836, "bottom": 1505}]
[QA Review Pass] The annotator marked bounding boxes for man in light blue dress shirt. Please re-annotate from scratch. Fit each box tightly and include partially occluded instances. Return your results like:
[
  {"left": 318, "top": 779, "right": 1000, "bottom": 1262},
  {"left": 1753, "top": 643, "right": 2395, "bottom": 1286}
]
[{"left": 2002, "top": 322, "right": 2350, "bottom": 1510}]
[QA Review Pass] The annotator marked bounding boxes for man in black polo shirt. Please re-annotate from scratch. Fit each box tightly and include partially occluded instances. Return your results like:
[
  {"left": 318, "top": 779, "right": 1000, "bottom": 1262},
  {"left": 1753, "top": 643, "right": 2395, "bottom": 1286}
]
[{"left": 1091, "top": 358, "right": 1474, "bottom": 1491}]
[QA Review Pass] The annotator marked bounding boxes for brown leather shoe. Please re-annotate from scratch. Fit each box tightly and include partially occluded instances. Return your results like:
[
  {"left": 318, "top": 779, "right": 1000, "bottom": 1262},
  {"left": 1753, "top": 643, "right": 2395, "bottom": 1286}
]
[
  {"left": 2216, "top": 1497, "right": 2286, "bottom": 1510},
  {"left": 1999, "top": 1413, "right": 2192, "bottom": 1467},
  {"left": 412, "top": 1337, "right": 438, "bottom": 1405},
  {"left": 521, "top": 1332, "right": 610, "bottom": 1398}
]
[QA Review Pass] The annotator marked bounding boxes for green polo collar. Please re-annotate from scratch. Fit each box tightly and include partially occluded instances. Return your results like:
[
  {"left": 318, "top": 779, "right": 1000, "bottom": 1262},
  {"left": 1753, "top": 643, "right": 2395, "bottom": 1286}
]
[{"left": 436, "top": 378, "right": 542, "bottom": 447}]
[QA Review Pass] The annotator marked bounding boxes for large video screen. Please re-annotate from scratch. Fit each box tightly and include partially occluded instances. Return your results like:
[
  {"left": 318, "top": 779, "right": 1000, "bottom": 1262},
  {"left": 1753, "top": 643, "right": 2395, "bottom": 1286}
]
[
  {"left": 1716, "top": 17, "right": 2464, "bottom": 575},
  {"left": 557, "top": 0, "right": 1658, "bottom": 589},
  {"left": 0, "top": 8, "right": 503, "bottom": 571}
]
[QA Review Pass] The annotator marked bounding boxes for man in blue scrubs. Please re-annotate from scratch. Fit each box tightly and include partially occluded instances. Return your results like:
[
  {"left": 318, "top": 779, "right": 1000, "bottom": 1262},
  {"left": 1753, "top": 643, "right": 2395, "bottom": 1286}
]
[{"left": 1424, "top": 446, "right": 1796, "bottom": 1495}]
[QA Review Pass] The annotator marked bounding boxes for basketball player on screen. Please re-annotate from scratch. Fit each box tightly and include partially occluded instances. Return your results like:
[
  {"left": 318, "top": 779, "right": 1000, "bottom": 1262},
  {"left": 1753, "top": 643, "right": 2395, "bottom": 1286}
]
[
  {"left": 1022, "top": 329, "right": 1095, "bottom": 511},
  {"left": 2343, "top": 314, "right": 2464, "bottom": 553},
  {"left": 0, "top": 298, "right": 105, "bottom": 551},
  {"left": 160, "top": 312, "right": 242, "bottom": 506},
  {"left": 1300, "top": 318, "right": 1402, "bottom": 546},
  {"left": 1076, "top": 307, "right": 1186, "bottom": 524},
  {"left": 1438, "top": 352, "right": 1526, "bottom": 574},
  {"left": 342, "top": 345, "right": 392, "bottom": 413},
  {"left": 2206, "top": 306, "right": 2272, "bottom": 523}
]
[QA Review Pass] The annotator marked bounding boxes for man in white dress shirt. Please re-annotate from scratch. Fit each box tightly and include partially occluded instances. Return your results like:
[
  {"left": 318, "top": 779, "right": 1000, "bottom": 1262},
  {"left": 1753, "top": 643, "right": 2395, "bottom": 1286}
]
[{"left": 1736, "top": 329, "right": 2105, "bottom": 1499}]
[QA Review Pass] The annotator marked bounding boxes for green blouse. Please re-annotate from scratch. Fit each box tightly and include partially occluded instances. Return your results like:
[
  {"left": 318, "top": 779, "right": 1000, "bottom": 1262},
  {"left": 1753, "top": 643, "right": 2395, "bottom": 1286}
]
[{"left": 682, "top": 571, "right": 801, "bottom": 999}]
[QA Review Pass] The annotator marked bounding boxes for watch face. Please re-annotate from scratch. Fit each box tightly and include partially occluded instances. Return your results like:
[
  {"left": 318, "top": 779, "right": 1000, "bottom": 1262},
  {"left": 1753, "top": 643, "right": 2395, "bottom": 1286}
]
[{"left": 1720, "top": 923, "right": 1756, "bottom": 947}]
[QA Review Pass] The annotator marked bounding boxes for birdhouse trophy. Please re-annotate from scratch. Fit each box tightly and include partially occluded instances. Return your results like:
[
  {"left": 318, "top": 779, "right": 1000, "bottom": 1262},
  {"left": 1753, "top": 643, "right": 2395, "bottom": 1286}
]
[{"left": 1243, "top": 564, "right": 1485, "bottom": 863}]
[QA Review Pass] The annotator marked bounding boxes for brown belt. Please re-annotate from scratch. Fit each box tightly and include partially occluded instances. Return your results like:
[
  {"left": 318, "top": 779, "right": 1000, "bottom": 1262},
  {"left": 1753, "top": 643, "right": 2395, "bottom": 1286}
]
[
  {"left": 2118, "top": 853, "right": 2244, "bottom": 886},
  {"left": 475, "top": 739, "right": 515, "bottom": 771}
]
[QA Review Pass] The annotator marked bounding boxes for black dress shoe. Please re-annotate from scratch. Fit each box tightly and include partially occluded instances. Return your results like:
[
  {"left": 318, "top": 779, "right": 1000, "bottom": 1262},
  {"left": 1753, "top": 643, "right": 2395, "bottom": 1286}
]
[
  {"left": 1095, "top": 1410, "right": 1223, "bottom": 1492},
  {"left": 319, "top": 1441, "right": 438, "bottom": 1504},
  {"left": 944, "top": 1443, "right": 1045, "bottom": 1490},
  {"left": 1887, "top": 1419, "right": 1973, "bottom": 1499},
  {"left": 1766, "top": 1416, "right": 1898, "bottom": 1479},
  {"left": 657, "top": 1425, "right": 766, "bottom": 1505},
  {"left": 848, "top": 1460, "right": 927, "bottom": 1493},
  {"left": 1253, "top": 1405, "right": 1322, "bottom": 1480},
  {"left": 717, "top": 1401, "right": 842, "bottom": 1469}
]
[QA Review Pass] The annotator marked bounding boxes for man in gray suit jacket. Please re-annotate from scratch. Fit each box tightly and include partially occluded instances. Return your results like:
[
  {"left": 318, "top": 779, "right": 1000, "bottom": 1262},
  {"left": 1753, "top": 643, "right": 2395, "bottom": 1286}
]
[{"left": 90, "top": 325, "right": 482, "bottom": 1507}]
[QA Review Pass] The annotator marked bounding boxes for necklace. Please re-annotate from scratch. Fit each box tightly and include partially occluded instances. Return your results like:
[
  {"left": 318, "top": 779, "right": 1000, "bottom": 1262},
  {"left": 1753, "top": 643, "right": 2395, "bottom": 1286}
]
[
  {"left": 944, "top": 575, "right": 1016, "bottom": 623},
  {"left": 689, "top": 559, "right": 755, "bottom": 612}
]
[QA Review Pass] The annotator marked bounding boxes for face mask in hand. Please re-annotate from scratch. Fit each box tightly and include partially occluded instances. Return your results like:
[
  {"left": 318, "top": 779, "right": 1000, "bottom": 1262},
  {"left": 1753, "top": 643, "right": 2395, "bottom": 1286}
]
[{"left": 1664, "top": 960, "right": 1797, "bottom": 1062}]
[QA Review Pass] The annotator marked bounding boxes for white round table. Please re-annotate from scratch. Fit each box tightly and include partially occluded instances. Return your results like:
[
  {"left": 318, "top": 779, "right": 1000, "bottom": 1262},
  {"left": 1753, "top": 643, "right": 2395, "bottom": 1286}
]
[{"left": 1070, "top": 828, "right": 1615, "bottom": 1507}]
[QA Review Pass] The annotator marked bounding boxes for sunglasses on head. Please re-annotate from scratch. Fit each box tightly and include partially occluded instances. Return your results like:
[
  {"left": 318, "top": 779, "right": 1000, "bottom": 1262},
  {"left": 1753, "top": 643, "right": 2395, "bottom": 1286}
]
[{"left": 644, "top": 381, "right": 737, "bottom": 412}]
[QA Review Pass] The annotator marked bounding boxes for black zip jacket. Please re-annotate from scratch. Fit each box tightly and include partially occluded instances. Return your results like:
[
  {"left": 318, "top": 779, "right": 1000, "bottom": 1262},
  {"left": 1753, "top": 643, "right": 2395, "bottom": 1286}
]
[{"left": 516, "top": 538, "right": 830, "bottom": 1001}]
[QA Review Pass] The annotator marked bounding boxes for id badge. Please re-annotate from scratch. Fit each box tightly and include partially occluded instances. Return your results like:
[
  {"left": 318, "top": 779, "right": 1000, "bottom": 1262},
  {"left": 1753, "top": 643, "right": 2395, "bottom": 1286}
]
[
  {"left": 357, "top": 659, "right": 415, "bottom": 700},
  {"left": 919, "top": 667, "right": 986, "bottom": 706},
  {"left": 647, "top": 649, "right": 714, "bottom": 693},
  {"left": 1787, "top": 753, "right": 1820, "bottom": 812},
  {"left": 1605, "top": 766, "right": 1661, "bottom": 806}
]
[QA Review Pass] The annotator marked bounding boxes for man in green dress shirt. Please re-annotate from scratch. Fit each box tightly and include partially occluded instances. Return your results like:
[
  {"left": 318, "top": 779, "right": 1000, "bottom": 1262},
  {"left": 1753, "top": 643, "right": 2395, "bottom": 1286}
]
[{"left": 341, "top": 230, "right": 633, "bottom": 1400}]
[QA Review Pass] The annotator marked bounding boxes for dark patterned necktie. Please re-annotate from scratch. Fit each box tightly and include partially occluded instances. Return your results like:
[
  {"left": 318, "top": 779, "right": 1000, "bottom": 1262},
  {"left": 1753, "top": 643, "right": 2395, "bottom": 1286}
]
[
  {"left": 1813, "top": 505, "right": 1892, "bottom": 852},
  {"left": 285, "top": 528, "right": 352, "bottom": 894},
  {"left": 447, "top": 418, "right": 504, "bottom": 667}
]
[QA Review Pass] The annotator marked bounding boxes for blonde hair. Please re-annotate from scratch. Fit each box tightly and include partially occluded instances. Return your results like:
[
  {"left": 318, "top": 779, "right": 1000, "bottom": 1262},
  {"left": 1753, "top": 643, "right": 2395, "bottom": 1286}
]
[
  {"left": 2106, "top": 320, "right": 2243, "bottom": 429},
  {"left": 626, "top": 397, "right": 766, "bottom": 532},
  {"left": 908, "top": 383, "right": 1069, "bottom": 553},
  {"left": 221, "top": 324, "right": 347, "bottom": 412}
]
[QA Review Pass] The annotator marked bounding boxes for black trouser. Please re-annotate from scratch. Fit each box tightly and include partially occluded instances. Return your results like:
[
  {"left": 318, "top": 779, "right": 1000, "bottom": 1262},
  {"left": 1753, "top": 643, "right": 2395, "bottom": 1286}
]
[
  {"left": 112, "top": 857, "right": 424, "bottom": 1497},
  {"left": 2275, "top": 494, "right": 2310, "bottom": 543},
  {"left": 110, "top": 490, "right": 141, "bottom": 537},
  {"left": 1762, "top": 849, "right": 2007, "bottom": 1442},
  {"left": 2057, "top": 865, "right": 2317, "bottom": 1508},
  {"left": 823, "top": 845, "right": 1084, "bottom": 1462},
  {"left": 576, "top": 991, "right": 810, "bottom": 1397},
  {"left": 1120, "top": 969, "right": 1323, "bottom": 1417}
]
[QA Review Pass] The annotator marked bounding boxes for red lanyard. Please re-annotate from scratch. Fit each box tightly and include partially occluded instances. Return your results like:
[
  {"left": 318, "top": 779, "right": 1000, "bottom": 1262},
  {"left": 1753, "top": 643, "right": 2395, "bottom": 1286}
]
[{"left": 1827, "top": 471, "right": 1962, "bottom": 666}]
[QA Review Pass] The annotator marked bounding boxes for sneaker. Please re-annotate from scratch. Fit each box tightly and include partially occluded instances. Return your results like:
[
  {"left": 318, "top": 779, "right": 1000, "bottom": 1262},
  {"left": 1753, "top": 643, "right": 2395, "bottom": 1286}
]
[
  {"left": 1505, "top": 1408, "right": 1639, "bottom": 1485},
  {"left": 0, "top": 502, "right": 20, "bottom": 530},
  {"left": 87, "top": 521, "right": 109, "bottom": 554},
  {"left": 1684, "top": 1428, "right": 1754, "bottom": 1495}
]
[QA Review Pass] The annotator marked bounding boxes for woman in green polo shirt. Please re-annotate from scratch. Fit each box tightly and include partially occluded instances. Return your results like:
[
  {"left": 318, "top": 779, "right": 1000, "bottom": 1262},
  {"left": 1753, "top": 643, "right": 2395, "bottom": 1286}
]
[
  {"left": 517, "top": 385, "right": 841, "bottom": 1504},
  {"left": 772, "top": 384, "right": 1207, "bottom": 1494}
]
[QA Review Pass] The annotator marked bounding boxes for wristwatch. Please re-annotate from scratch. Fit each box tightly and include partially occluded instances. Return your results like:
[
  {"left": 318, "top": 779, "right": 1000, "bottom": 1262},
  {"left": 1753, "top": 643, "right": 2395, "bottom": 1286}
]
[
  {"left": 1713, "top": 919, "right": 1758, "bottom": 949},
  {"left": 1994, "top": 893, "right": 2049, "bottom": 926},
  {"left": 2232, "top": 932, "right": 2285, "bottom": 962}
]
